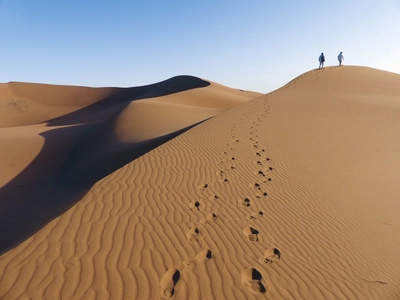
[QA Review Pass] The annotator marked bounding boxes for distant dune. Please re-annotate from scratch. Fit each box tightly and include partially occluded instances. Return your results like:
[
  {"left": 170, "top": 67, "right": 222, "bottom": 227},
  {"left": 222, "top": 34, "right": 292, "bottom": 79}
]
[
  {"left": 0, "top": 76, "right": 260, "bottom": 255},
  {"left": 1, "top": 67, "right": 399, "bottom": 299}
]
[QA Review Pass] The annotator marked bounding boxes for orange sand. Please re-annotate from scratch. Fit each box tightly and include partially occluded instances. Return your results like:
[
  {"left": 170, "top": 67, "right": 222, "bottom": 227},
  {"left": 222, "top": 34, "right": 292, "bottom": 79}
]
[{"left": 0, "top": 67, "right": 399, "bottom": 299}]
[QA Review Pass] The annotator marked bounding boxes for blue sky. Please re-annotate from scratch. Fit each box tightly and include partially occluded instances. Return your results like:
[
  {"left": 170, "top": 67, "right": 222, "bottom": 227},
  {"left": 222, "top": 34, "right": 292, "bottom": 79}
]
[{"left": 1, "top": 0, "right": 399, "bottom": 93}]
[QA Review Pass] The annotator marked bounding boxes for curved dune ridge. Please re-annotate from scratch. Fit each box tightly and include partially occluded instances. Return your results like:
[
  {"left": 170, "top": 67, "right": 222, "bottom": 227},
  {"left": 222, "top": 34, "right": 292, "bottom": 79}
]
[
  {"left": 0, "top": 76, "right": 260, "bottom": 255},
  {"left": 1, "top": 66, "right": 400, "bottom": 299}
]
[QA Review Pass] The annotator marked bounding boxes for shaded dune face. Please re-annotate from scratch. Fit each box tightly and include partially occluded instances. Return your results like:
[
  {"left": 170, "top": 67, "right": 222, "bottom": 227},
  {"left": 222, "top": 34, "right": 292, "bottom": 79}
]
[{"left": 0, "top": 76, "right": 258, "bottom": 255}]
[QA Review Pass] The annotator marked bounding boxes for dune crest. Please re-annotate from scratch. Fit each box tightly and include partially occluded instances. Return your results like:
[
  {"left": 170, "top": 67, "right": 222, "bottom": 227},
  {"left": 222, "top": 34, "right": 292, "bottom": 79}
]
[
  {"left": 1, "top": 67, "right": 400, "bottom": 299},
  {"left": 0, "top": 76, "right": 260, "bottom": 256}
]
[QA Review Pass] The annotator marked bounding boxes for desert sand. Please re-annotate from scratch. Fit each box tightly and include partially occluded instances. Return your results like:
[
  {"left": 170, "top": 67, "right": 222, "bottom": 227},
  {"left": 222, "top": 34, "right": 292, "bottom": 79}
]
[{"left": 0, "top": 66, "right": 399, "bottom": 299}]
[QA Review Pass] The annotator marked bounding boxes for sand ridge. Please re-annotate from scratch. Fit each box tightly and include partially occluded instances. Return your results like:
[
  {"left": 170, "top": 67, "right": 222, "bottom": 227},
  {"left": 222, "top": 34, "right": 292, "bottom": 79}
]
[
  {"left": 1, "top": 66, "right": 400, "bottom": 299},
  {"left": 0, "top": 76, "right": 260, "bottom": 256}
]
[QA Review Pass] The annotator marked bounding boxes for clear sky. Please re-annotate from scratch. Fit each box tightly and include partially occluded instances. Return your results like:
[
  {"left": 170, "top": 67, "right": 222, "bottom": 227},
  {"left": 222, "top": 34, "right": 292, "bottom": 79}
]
[{"left": 1, "top": 0, "right": 399, "bottom": 93}]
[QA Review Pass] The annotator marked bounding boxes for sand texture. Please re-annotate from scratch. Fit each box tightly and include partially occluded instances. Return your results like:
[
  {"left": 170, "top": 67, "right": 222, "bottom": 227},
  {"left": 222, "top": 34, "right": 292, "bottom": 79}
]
[{"left": 1, "top": 67, "right": 400, "bottom": 299}]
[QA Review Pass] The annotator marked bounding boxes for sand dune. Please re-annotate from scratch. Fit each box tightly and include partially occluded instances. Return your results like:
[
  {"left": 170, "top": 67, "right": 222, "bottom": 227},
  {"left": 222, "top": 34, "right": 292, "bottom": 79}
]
[
  {"left": 0, "top": 76, "right": 260, "bottom": 255},
  {"left": 1, "top": 66, "right": 400, "bottom": 299}
]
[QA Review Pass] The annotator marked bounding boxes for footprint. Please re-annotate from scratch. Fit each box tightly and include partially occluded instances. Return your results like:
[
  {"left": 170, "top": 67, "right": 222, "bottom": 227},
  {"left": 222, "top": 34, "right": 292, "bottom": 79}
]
[
  {"left": 217, "top": 171, "right": 229, "bottom": 183},
  {"left": 238, "top": 198, "right": 251, "bottom": 207},
  {"left": 246, "top": 211, "right": 264, "bottom": 220},
  {"left": 241, "top": 267, "right": 266, "bottom": 294},
  {"left": 259, "top": 247, "right": 281, "bottom": 264},
  {"left": 198, "top": 183, "right": 209, "bottom": 190},
  {"left": 183, "top": 249, "right": 212, "bottom": 266},
  {"left": 249, "top": 183, "right": 261, "bottom": 190},
  {"left": 186, "top": 227, "right": 199, "bottom": 243},
  {"left": 189, "top": 200, "right": 201, "bottom": 211},
  {"left": 255, "top": 170, "right": 265, "bottom": 177},
  {"left": 160, "top": 268, "right": 180, "bottom": 298},
  {"left": 200, "top": 213, "right": 217, "bottom": 224},
  {"left": 243, "top": 226, "right": 259, "bottom": 242}
]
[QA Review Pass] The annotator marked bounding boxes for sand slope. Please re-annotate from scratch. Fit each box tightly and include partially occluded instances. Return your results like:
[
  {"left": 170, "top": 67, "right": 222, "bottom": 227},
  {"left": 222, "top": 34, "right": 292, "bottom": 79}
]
[
  {"left": 1, "top": 66, "right": 400, "bottom": 299},
  {"left": 0, "top": 76, "right": 260, "bottom": 256}
]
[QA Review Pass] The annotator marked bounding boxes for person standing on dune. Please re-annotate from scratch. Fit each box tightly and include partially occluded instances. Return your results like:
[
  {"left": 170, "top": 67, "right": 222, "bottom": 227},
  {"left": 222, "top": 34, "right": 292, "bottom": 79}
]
[
  {"left": 318, "top": 53, "right": 325, "bottom": 69},
  {"left": 338, "top": 51, "right": 344, "bottom": 66}
]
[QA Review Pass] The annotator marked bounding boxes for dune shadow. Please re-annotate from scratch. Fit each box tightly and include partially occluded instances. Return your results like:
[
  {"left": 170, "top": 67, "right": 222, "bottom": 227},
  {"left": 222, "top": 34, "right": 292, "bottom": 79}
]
[{"left": 0, "top": 76, "right": 210, "bottom": 255}]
